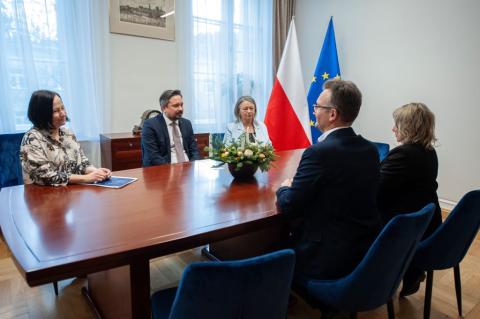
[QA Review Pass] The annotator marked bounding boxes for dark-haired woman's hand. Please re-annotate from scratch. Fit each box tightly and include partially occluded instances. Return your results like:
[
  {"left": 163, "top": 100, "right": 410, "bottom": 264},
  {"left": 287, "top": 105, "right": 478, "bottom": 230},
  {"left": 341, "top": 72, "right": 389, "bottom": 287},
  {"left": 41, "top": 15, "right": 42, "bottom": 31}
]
[
  {"left": 85, "top": 168, "right": 109, "bottom": 183},
  {"left": 99, "top": 167, "right": 112, "bottom": 180}
]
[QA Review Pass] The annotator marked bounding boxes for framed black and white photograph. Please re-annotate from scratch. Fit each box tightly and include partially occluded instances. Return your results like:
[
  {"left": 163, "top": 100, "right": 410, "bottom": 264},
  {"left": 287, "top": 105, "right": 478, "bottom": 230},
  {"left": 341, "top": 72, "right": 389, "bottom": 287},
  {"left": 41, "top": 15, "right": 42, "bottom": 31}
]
[{"left": 110, "top": 0, "right": 175, "bottom": 41}]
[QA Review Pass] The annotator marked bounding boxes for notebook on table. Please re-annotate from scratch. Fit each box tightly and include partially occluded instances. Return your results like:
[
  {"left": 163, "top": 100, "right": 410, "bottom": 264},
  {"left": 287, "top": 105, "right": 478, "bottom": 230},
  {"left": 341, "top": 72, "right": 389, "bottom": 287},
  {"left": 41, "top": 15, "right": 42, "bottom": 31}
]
[{"left": 85, "top": 176, "right": 137, "bottom": 189}]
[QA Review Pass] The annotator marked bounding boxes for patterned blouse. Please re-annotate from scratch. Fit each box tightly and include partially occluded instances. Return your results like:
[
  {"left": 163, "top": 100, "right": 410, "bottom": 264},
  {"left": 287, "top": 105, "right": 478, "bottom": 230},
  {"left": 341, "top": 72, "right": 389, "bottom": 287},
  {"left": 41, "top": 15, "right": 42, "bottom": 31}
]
[{"left": 20, "top": 127, "right": 92, "bottom": 186}]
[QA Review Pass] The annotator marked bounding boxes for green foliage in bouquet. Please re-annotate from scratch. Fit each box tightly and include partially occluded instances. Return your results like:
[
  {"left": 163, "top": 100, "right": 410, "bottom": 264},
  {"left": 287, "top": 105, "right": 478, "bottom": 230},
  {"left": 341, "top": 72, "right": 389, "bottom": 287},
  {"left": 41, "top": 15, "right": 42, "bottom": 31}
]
[{"left": 205, "top": 134, "right": 277, "bottom": 172}]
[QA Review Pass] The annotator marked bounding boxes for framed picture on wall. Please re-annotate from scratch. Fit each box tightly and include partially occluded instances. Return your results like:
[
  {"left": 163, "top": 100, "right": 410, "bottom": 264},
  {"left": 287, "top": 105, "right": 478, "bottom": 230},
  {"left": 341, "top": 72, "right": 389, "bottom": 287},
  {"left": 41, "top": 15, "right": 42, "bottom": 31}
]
[{"left": 109, "top": 0, "right": 175, "bottom": 41}]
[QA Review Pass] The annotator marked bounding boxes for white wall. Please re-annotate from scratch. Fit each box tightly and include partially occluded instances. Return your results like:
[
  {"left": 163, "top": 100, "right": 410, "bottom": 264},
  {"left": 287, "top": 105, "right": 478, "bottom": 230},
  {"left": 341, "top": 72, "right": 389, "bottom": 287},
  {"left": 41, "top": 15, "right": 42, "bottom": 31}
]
[
  {"left": 107, "top": 0, "right": 480, "bottom": 203},
  {"left": 295, "top": 0, "right": 480, "bottom": 204},
  {"left": 108, "top": 0, "right": 197, "bottom": 133},
  {"left": 110, "top": 34, "right": 178, "bottom": 133},
  {"left": 109, "top": 0, "right": 195, "bottom": 133}
]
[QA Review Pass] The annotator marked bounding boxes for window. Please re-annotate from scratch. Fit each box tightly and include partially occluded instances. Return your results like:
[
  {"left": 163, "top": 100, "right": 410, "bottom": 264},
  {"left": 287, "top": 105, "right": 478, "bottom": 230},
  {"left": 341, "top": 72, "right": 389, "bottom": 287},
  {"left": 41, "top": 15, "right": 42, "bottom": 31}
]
[
  {"left": 1, "top": 0, "right": 61, "bottom": 131},
  {"left": 0, "top": 0, "right": 109, "bottom": 140},
  {"left": 187, "top": 0, "right": 272, "bottom": 133}
]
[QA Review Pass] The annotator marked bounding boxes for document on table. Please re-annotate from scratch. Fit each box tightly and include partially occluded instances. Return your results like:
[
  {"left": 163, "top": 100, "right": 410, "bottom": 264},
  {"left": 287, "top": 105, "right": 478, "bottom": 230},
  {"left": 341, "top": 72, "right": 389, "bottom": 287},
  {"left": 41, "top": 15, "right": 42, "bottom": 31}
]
[{"left": 85, "top": 176, "right": 137, "bottom": 189}]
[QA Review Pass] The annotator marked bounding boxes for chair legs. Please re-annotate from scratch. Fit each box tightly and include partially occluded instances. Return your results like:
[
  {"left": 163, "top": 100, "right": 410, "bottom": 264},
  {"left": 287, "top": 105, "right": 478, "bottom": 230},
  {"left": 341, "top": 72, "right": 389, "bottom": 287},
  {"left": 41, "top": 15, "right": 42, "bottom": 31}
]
[
  {"left": 422, "top": 266, "right": 462, "bottom": 319},
  {"left": 53, "top": 281, "right": 59, "bottom": 296},
  {"left": 454, "top": 265, "right": 462, "bottom": 316},
  {"left": 423, "top": 270, "right": 434, "bottom": 319},
  {"left": 350, "top": 313, "right": 357, "bottom": 319},
  {"left": 387, "top": 299, "right": 395, "bottom": 319}
]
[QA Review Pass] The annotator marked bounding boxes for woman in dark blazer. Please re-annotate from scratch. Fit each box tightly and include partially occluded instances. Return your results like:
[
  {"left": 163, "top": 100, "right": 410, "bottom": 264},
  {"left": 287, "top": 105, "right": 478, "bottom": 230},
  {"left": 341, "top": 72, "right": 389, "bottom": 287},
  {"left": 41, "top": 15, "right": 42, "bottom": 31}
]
[{"left": 378, "top": 102, "right": 441, "bottom": 296}]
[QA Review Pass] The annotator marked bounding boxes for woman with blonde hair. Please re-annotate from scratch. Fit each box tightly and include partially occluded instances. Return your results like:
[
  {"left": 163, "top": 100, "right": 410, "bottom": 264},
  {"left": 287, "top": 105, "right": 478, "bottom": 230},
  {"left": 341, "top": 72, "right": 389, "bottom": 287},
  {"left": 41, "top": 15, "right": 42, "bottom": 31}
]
[{"left": 377, "top": 102, "right": 441, "bottom": 297}]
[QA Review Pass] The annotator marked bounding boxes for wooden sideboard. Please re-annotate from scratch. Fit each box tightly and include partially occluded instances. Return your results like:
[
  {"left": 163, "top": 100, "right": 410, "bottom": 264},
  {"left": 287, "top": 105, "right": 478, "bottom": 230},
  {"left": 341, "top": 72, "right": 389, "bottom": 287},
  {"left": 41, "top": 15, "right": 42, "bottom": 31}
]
[{"left": 100, "top": 132, "right": 210, "bottom": 171}]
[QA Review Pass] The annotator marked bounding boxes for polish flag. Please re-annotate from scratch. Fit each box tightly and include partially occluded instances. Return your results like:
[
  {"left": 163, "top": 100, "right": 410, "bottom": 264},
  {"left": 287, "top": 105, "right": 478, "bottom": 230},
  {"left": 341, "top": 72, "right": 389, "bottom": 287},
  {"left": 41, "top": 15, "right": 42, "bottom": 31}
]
[{"left": 264, "top": 19, "right": 312, "bottom": 151}]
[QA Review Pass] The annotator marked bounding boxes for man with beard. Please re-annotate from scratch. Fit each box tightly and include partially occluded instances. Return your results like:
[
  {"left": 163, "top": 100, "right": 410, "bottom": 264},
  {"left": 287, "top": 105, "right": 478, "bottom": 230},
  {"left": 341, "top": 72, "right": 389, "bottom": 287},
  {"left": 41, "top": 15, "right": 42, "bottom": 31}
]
[{"left": 141, "top": 89, "right": 200, "bottom": 166}]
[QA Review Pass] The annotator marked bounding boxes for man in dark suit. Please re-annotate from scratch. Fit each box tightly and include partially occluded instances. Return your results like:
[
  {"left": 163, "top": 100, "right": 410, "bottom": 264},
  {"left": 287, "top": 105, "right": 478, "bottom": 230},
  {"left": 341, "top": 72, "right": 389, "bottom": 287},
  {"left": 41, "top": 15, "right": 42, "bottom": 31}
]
[
  {"left": 141, "top": 90, "right": 200, "bottom": 166},
  {"left": 276, "top": 80, "right": 381, "bottom": 280}
]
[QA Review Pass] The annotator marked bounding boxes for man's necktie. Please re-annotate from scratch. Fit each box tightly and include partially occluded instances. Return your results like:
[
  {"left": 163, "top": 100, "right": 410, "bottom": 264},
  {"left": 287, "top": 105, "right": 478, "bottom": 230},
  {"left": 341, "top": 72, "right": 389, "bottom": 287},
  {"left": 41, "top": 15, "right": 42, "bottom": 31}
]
[{"left": 171, "top": 122, "right": 186, "bottom": 163}]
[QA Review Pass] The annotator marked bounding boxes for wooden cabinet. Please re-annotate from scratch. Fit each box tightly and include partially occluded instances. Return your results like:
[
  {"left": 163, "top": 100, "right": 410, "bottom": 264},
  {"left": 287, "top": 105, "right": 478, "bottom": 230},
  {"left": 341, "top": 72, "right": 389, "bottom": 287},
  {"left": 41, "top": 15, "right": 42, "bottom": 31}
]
[
  {"left": 100, "top": 132, "right": 210, "bottom": 171},
  {"left": 100, "top": 133, "right": 141, "bottom": 171},
  {"left": 194, "top": 133, "right": 210, "bottom": 158}
]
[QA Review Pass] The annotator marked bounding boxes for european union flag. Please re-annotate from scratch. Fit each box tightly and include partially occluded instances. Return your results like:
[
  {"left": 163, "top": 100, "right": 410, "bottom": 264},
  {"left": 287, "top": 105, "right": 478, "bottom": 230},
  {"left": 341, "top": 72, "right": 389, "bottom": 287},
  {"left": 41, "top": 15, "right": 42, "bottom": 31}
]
[{"left": 307, "top": 17, "right": 341, "bottom": 142}]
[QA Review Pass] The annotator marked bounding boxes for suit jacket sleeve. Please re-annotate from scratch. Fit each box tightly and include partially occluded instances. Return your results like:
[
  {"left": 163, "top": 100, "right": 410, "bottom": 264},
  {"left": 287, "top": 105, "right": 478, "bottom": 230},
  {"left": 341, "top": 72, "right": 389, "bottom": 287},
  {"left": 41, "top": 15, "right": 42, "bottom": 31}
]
[
  {"left": 377, "top": 147, "right": 410, "bottom": 213},
  {"left": 276, "top": 147, "right": 327, "bottom": 215},
  {"left": 183, "top": 120, "right": 201, "bottom": 160},
  {"left": 257, "top": 121, "right": 271, "bottom": 145},
  {"left": 378, "top": 148, "right": 409, "bottom": 191},
  {"left": 141, "top": 119, "right": 169, "bottom": 166},
  {"left": 223, "top": 123, "right": 233, "bottom": 144}
]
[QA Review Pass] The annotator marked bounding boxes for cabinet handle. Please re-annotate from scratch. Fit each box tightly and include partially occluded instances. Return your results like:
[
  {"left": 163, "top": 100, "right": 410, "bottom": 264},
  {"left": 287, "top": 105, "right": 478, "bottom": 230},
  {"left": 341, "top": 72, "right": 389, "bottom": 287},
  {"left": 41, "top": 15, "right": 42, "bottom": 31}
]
[{"left": 129, "top": 143, "right": 133, "bottom": 148}]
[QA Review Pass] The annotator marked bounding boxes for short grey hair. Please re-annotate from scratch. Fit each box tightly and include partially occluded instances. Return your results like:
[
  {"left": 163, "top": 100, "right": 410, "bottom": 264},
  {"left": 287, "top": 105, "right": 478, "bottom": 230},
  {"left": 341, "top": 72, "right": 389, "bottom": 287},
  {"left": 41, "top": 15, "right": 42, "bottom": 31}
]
[{"left": 233, "top": 96, "right": 257, "bottom": 121}]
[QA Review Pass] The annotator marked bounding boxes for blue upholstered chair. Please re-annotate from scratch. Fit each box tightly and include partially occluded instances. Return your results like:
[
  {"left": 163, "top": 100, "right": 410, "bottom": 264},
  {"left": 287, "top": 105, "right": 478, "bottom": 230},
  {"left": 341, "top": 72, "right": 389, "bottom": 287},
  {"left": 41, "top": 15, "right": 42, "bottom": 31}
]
[
  {"left": 151, "top": 249, "right": 295, "bottom": 319},
  {"left": 0, "top": 133, "right": 24, "bottom": 188},
  {"left": 0, "top": 132, "right": 60, "bottom": 296},
  {"left": 210, "top": 132, "right": 225, "bottom": 147},
  {"left": 208, "top": 133, "right": 226, "bottom": 159},
  {"left": 373, "top": 142, "right": 390, "bottom": 161},
  {"left": 409, "top": 190, "right": 480, "bottom": 319},
  {"left": 293, "top": 204, "right": 435, "bottom": 319}
]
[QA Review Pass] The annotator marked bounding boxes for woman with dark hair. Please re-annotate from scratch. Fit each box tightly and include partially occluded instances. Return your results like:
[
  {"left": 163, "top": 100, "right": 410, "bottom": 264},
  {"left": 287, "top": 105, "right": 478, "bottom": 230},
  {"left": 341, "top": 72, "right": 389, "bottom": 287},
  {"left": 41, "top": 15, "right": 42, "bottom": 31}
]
[
  {"left": 378, "top": 102, "right": 442, "bottom": 296},
  {"left": 223, "top": 96, "right": 271, "bottom": 144},
  {"left": 20, "top": 90, "right": 111, "bottom": 186}
]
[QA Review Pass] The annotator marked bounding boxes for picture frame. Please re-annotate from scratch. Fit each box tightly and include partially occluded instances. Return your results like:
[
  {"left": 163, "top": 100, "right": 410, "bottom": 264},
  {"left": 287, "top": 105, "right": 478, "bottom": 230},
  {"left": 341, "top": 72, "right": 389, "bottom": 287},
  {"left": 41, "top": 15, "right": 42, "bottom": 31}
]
[{"left": 109, "top": 0, "right": 175, "bottom": 41}]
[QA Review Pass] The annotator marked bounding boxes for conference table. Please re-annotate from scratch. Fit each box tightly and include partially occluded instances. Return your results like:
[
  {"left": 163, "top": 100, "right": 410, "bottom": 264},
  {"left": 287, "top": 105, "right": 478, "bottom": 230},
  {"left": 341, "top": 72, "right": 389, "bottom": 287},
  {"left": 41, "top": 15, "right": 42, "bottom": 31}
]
[{"left": 0, "top": 149, "right": 304, "bottom": 319}]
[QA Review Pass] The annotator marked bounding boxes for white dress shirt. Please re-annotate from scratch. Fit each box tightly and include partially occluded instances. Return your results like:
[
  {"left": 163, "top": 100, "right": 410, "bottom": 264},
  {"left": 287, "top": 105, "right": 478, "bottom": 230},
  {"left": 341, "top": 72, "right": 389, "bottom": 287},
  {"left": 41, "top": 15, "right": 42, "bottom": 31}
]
[
  {"left": 163, "top": 113, "right": 189, "bottom": 163},
  {"left": 317, "top": 126, "right": 350, "bottom": 143}
]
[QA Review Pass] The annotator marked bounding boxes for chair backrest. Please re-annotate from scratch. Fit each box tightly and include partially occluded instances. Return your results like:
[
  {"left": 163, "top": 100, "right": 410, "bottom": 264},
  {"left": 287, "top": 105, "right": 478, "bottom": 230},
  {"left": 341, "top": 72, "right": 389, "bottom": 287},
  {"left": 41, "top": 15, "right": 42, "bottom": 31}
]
[
  {"left": 373, "top": 142, "right": 390, "bottom": 161},
  {"left": 0, "top": 133, "right": 24, "bottom": 189},
  {"left": 209, "top": 133, "right": 225, "bottom": 157},
  {"left": 210, "top": 133, "right": 225, "bottom": 147},
  {"left": 168, "top": 249, "right": 295, "bottom": 319},
  {"left": 412, "top": 190, "right": 480, "bottom": 270},
  {"left": 307, "top": 203, "right": 435, "bottom": 312}
]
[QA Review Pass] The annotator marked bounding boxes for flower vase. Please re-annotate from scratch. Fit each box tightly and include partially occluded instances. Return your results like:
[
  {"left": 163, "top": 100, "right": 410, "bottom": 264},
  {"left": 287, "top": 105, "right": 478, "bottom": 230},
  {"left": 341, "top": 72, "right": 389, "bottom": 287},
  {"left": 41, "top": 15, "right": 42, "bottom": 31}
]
[{"left": 228, "top": 163, "right": 258, "bottom": 180}]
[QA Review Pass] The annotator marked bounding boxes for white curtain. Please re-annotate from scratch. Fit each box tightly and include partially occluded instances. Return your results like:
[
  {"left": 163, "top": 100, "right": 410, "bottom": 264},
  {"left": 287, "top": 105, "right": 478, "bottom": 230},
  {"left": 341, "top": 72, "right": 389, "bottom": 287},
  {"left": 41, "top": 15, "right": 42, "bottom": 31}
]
[
  {"left": 178, "top": 0, "right": 273, "bottom": 134},
  {"left": 0, "top": 0, "right": 110, "bottom": 143}
]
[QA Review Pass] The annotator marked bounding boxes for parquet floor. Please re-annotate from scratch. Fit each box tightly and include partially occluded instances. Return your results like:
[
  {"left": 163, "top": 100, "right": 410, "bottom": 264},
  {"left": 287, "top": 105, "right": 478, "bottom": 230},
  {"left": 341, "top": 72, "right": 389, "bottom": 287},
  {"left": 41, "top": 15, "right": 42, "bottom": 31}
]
[{"left": 1, "top": 228, "right": 479, "bottom": 318}]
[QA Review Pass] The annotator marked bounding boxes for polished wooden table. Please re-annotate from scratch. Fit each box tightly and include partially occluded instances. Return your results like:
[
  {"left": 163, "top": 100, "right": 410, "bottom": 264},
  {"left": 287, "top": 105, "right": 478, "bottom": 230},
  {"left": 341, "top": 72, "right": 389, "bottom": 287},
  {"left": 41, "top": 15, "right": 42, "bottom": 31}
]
[{"left": 0, "top": 149, "right": 304, "bottom": 319}]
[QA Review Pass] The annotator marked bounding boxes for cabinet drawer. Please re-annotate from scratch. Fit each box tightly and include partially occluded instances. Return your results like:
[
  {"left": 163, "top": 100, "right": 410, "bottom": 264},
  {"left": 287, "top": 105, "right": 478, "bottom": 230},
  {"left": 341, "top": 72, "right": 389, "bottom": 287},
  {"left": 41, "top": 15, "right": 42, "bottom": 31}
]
[
  {"left": 111, "top": 150, "right": 142, "bottom": 171},
  {"left": 113, "top": 150, "right": 142, "bottom": 162},
  {"left": 112, "top": 139, "right": 141, "bottom": 152}
]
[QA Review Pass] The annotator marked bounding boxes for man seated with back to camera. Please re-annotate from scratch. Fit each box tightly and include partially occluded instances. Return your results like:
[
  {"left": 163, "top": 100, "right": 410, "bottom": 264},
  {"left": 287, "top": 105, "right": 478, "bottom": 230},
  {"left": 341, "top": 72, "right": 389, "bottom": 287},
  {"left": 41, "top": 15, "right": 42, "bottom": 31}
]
[
  {"left": 276, "top": 79, "right": 381, "bottom": 284},
  {"left": 141, "top": 89, "right": 201, "bottom": 166}
]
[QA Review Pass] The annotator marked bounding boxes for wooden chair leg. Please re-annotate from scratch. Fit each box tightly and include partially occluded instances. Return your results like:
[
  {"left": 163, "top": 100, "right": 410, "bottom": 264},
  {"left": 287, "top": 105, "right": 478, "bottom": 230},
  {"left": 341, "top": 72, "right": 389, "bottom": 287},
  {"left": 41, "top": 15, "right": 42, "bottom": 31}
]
[
  {"left": 53, "top": 281, "right": 59, "bottom": 296},
  {"left": 424, "top": 270, "right": 434, "bottom": 319},
  {"left": 454, "top": 265, "right": 462, "bottom": 316},
  {"left": 387, "top": 299, "right": 395, "bottom": 319}
]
